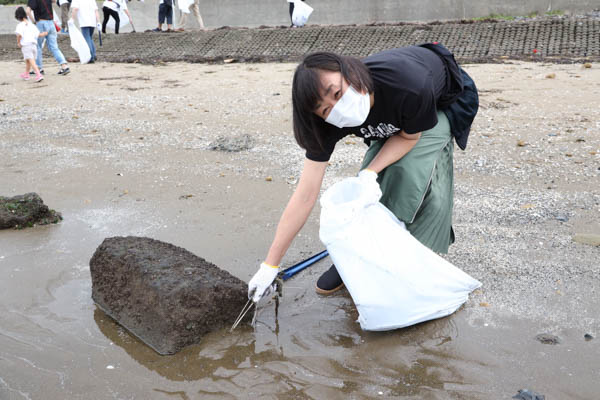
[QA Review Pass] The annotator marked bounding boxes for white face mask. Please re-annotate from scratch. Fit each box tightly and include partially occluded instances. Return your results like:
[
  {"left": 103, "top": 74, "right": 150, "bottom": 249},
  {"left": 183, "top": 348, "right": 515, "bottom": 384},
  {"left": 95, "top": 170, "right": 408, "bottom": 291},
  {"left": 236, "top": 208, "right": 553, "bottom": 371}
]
[{"left": 325, "top": 85, "right": 371, "bottom": 128}]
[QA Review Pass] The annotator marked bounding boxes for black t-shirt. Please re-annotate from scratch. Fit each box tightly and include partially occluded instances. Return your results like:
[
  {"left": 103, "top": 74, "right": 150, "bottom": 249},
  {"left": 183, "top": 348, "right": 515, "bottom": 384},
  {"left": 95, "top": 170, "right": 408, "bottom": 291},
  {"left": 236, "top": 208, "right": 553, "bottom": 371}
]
[
  {"left": 27, "top": 0, "right": 54, "bottom": 21},
  {"left": 306, "top": 46, "right": 448, "bottom": 162}
]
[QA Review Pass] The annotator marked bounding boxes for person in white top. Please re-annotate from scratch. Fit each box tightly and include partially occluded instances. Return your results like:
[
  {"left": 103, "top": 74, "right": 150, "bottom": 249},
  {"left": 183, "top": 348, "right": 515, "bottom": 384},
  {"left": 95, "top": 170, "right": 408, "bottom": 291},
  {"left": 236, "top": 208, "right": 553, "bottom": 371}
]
[
  {"left": 176, "top": 0, "right": 204, "bottom": 32},
  {"left": 15, "top": 6, "right": 47, "bottom": 81},
  {"left": 57, "top": 0, "right": 71, "bottom": 33},
  {"left": 71, "top": 0, "right": 99, "bottom": 63},
  {"left": 101, "top": 0, "right": 133, "bottom": 34}
]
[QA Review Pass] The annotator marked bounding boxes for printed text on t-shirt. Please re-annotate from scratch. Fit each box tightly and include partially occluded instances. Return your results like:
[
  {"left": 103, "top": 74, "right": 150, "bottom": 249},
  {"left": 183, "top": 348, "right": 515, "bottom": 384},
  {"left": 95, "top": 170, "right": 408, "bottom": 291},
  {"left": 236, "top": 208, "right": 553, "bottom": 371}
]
[{"left": 360, "top": 123, "right": 400, "bottom": 139}]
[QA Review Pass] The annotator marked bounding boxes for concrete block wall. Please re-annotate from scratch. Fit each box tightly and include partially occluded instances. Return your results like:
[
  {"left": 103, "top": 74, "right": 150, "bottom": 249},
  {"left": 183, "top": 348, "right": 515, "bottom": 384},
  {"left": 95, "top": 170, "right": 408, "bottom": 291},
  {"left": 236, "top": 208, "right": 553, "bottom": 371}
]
[{"left": 1, "top": 0, "right": 598, "bottom": 34}]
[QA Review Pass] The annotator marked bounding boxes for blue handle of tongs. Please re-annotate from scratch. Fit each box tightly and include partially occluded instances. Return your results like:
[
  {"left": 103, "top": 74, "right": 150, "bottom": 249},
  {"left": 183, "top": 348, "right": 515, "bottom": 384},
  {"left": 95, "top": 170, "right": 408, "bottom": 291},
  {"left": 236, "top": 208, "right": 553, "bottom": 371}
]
[{"left": 280, "top": 250, "right": 329, "bottom": 281}]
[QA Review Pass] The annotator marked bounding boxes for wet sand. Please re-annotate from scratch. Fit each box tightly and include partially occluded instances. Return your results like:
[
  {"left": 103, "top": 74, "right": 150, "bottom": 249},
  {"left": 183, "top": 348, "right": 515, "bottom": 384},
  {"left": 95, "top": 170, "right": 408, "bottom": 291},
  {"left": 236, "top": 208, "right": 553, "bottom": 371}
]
[{"left": 1, "top": 59, "right": 599, "bottom": 399}]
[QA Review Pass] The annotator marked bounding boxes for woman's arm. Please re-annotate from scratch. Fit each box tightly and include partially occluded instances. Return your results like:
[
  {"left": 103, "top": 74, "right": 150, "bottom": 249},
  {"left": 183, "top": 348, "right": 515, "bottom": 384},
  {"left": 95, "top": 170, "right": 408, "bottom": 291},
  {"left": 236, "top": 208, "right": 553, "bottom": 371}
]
[
  {"left": 16, "top": 34, "right": 22, "bottom": 47},
  {"left": 365, "top": 130, "right": 421, "bottom": 173},
  {"left": 265, "top": 158, "right": 327, "bottom": 266}
]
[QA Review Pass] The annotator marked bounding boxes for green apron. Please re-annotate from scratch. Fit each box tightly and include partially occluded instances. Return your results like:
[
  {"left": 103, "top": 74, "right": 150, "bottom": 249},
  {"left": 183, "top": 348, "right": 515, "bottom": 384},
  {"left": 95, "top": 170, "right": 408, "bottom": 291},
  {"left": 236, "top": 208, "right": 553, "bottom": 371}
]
[{"left": 360, "top": 111, "right": 455, "bottom": 253}]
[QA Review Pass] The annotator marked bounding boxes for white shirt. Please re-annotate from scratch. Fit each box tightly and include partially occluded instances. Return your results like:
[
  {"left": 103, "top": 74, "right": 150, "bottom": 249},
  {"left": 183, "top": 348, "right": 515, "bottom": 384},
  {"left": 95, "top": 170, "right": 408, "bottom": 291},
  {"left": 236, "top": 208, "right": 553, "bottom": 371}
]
[
  {"left": 102, "top": 0, "right": 127, "bottom": 12},
  {"left": 71, "top": 0, "right": 98, "bottom": 27},
  {"left": 15, "top": 20, "right": 40, "bottom": 45}
]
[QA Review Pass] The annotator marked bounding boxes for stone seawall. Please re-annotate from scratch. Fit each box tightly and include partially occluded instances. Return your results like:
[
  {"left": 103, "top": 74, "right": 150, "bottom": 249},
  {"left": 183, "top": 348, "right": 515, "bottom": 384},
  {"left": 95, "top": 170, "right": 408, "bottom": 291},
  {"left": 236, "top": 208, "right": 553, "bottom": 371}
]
[
  {"left": 1, "top": 16, "right": 599, "bottom": 64},
  {"left": 0, "top": 0, "right": 599, "bottom": 33}
]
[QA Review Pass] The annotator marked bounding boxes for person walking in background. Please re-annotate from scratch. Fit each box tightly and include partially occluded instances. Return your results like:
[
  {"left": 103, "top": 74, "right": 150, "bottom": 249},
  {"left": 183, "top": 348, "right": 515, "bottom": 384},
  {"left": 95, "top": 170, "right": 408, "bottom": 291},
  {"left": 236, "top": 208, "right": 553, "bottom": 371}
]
[
  {"left": 26, "top": 0, "right": 70, "bottom": 75},
  {"left": 153, "top": 0, "right": 173, "bottom": 32},
  {"left": 101, "top": 0, "right": 133, "bottom": 34},
  {"left": 57, "top": 0, "right": 71, "bottom": 33},
  {"left": 15, "top": 6, "right": 47, "bottom": 82},
  {"left": 176, "top": 0, "right": 204, "bottom": 31},
  {"left": 71, "top": 0, "right": 99, "bottom": 63}
]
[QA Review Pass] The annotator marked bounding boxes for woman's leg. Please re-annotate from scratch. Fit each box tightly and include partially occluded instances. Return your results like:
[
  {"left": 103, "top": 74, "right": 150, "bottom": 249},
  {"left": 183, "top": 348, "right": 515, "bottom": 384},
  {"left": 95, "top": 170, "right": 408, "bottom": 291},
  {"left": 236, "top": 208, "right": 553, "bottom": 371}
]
[
  {"left": 112, "top": 9, "right": 120, "bottom": 34},
  {"left": 88, "top": 27, "right": 96, "bottom": 60},
  {"left": 45, "top": 21, "right": 68, "bottom": 66},
  {"left": 60, "top": 3, "right": 69, "bottom": 31},
  {"left": 28, "top": 58, "right": 40, "bottom": 75},
  {"left": 178, "top": 12, "right": 187, "bottom": 28},
  {"left": 102, "top": 7, "right": 110, "bottom": 33},
  {"left": 165, "top": 4, "right": 173, "bottom": 30},
  {"left": 158, "top": 3, "right": 166, "bottom": 29},
  {"left": 191, "top": 2, "right": 204, "bottom": 28},
  {"left": 81, "top": 27, "right": 96, "bottom": 61},
  {"left": 35, "top": 21, "right": 46, "bottom": 70}
]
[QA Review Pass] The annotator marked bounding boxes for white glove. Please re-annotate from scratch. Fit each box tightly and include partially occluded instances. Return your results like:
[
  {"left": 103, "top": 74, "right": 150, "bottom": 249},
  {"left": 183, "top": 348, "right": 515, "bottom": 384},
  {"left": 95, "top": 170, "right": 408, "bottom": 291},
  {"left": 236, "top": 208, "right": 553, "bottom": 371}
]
[
  {"left": 358, "top": 168, "right": 378, "bottom": 182},
  {"left": 97, "top": 23, "right": 102, "bottom": 31},
  {"left": 248, "top": 262, "right": 279, "bottom": 303}
]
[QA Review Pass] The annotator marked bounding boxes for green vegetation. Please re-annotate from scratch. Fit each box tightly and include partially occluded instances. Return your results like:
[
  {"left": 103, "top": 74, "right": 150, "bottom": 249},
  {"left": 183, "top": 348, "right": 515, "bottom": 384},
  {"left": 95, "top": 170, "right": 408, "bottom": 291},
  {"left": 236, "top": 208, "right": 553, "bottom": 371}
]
[
  {"left": 472, "top": 13, "right": 516, "bottom": 21},
  {"left": 472, "top": 9, "right": 564, "bottom": 21}
]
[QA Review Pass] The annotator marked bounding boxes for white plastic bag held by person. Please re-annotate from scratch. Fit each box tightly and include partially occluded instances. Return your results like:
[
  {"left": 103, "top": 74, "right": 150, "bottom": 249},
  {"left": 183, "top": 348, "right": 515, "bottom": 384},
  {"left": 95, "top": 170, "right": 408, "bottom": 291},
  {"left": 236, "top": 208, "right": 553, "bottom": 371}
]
[
  {"left": 319, "top": 174, "right": 481, "bottom": 331},
  {"left": 68, "top": 19, "right": 91, "bottom": 64},
  {"left": 178, "top": 0, "right": 194, "bottom": 14},
  {"left": 106, "top": 0, "right": 131, "bottom": 31},
  {"left": 289, "top": 0, "right": 313, "bottom": 27}
]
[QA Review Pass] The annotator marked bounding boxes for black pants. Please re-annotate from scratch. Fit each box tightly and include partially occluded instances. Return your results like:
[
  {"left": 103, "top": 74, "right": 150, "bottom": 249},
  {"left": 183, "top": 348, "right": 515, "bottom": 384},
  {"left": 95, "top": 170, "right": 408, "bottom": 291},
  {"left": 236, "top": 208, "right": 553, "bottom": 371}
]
[
  {"left": 158, "top": 3, "right": 173, "bottom": 24},
  {"left": 102, "top": 7, "right": 120, "bottom": 34}
]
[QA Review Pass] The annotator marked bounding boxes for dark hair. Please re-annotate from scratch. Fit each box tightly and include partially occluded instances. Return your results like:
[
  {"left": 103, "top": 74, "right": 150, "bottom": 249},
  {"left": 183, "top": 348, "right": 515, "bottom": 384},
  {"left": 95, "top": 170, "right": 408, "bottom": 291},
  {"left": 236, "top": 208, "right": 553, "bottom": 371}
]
[
  {"left": 15, "top": 6, "right": 27, "bottom": 21},
  {"left": 292, "top": 52, "right": 373, "bottom": 154}
]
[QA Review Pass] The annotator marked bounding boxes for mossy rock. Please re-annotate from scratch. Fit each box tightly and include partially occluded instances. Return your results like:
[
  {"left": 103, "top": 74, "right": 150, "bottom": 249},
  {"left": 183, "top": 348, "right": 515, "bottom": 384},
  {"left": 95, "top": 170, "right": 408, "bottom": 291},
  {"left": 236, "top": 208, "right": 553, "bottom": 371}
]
[{"left": 0, "top": 193, "right": 62, "bottom": 229}]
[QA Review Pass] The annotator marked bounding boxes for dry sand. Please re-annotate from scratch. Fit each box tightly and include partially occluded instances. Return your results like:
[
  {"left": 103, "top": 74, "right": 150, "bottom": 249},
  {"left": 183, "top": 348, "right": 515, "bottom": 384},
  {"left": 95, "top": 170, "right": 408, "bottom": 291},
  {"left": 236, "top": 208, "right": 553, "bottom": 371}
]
[{"left": 0, "top": 59, "right": 599, "bottom": 399}]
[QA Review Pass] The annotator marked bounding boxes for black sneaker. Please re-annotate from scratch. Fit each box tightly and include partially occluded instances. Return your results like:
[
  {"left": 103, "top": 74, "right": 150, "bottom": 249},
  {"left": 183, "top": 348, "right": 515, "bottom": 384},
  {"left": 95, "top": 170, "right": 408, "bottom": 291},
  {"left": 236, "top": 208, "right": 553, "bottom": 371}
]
[
  {"left": 316, "top": 264, "right": 344, "bottom": 294},
  {"left": 58, "top": 67, "right": 70, "bottom": 75},
  {"left": 30, "top": 69, "right": 44, "bottom": 75}
]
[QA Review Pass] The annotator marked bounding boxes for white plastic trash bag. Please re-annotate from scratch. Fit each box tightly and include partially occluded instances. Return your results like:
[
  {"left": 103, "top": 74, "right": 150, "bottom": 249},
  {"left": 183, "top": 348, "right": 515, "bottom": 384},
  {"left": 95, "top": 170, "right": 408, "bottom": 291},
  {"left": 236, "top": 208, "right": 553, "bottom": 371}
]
[
  {"left": 68, "top": 20, "right": 91, "bottom": 64},
  {"left": 105, "top": 2, "right": 131, "bottom": 31},
  {"left": 290, "top": 0, "right": 313, "bottom": 27},
  {"left": 106, "top": 10, "right": 130, "bottom": 30},
  {"left": 319, "top": 176, "right": 482, "bottom": 331},
  {"left": 178, "top": 0, "right": 194, "bottom": 13}
]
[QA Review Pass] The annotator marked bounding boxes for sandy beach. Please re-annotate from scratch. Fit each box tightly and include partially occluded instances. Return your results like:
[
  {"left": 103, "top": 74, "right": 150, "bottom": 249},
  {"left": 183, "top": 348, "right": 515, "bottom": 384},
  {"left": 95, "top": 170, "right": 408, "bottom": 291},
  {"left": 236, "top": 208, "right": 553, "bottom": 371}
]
[{"left": 1, "top": 58, "right": 599, "bottom": 399}]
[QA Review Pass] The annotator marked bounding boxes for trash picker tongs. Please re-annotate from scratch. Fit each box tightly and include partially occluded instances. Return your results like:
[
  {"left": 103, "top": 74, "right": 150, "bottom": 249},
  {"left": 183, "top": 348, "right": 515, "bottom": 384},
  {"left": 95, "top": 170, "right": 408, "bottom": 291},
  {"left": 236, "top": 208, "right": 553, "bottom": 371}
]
[{"left": 230, "top": 250, "right": 329, "bottom": 331}]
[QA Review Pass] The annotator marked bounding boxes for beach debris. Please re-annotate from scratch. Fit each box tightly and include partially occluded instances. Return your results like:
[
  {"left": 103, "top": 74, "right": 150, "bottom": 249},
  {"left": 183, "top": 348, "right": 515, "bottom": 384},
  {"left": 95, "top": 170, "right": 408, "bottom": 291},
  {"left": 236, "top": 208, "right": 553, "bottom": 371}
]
[
  {"left": 512, "top": 389, "right": 545, "bottom": 400},
  {"left": 535, "top": 333, "right": 560, "bottom": 345},
  {"left": 90, "top": 236, "right": 249, "bottom": 355},
  {"left": 209, "top": 134, "right": 255, "bottom": 152}
]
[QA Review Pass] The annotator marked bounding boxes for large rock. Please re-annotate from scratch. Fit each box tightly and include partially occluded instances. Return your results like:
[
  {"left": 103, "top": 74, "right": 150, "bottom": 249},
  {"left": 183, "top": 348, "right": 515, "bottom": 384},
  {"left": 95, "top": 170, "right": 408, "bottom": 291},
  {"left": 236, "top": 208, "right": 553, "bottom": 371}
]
[
  {"left": 90, "top": 236, "right": 249, "bottom": 355},
  {"left": 0, "top": 193, "right": 62, "bottom": 229}
]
